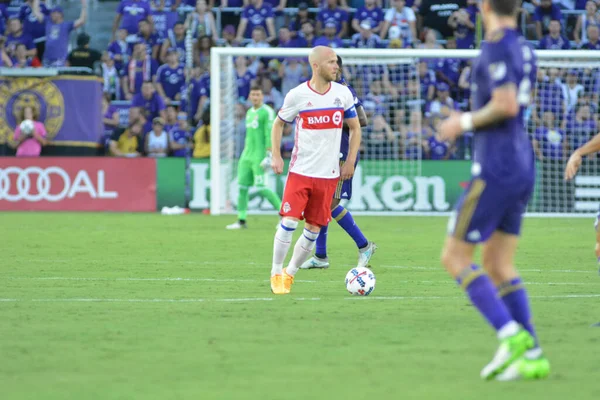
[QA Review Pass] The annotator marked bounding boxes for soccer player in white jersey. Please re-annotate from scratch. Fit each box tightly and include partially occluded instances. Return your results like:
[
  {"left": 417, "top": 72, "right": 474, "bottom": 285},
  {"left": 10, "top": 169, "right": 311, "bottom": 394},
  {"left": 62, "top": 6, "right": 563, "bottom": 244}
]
[{"left": 269, "top": 46, "right": 362, "bottom": 295}]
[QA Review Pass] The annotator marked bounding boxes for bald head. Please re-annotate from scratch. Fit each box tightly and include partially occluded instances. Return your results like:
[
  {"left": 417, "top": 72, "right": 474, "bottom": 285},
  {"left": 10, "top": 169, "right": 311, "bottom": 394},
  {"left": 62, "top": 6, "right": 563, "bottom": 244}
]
[{"left": 309, "top": 46, "right": 339, "bottom": 83}]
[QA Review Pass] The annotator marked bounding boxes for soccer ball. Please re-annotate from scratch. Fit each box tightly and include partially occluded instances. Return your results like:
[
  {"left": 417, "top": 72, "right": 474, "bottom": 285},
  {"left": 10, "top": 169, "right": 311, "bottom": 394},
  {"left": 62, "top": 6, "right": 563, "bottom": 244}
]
[
  {"left": 345, "top": 267, "right": 376, "bottom": 296},
  {"left": 19, "top": 119, "right": 35, "bottom": 135}
]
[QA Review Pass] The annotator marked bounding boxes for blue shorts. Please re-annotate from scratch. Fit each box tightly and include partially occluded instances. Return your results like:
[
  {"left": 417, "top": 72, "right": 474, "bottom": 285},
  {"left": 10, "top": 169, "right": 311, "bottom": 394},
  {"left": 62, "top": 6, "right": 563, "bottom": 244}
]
[{"left": 448, "top": 177, "right": 534, "bottom": 244}]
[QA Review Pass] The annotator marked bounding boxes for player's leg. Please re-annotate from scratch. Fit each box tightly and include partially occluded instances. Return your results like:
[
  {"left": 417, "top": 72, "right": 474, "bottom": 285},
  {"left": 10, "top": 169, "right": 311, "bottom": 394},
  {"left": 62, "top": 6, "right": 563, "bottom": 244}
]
[
  {"left": 271, "top": 173, "right": 310, "bottom": 294},
  {"left": 252, "top": 163, "right": 282, "bottom": 211},
  {"left": 283, "top": 177, "right": 337, "bottom": 292},
  {"left": 226, "top": 160, "right": 252, "bottom": 230},
  {"left": 442, "top": 179, "right": 533, "bottom": 380}
]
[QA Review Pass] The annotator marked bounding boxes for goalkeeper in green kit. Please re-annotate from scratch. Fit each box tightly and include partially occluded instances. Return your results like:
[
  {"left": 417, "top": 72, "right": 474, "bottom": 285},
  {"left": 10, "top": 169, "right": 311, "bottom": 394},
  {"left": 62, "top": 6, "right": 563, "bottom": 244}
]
[{"left": 226, "top": 85, "right": 282, "bottom": 230}]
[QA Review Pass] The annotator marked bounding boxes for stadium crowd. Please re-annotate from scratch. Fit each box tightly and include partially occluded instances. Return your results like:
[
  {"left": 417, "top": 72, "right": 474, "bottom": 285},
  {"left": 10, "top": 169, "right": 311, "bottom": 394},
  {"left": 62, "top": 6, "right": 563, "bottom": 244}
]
[{"left": 1, "top": 0, "right": 600, "bottom": 161}]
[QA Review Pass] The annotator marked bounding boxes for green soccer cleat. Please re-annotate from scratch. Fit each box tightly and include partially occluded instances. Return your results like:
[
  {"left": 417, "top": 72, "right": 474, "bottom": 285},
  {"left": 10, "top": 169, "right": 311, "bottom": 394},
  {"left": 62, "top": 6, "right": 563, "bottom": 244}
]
[
  {"left": 480, "top": 330, "right": 535, "bottom": 380},
  {"left": 495, "top": 356, "right": 551, "bottom": 381}
]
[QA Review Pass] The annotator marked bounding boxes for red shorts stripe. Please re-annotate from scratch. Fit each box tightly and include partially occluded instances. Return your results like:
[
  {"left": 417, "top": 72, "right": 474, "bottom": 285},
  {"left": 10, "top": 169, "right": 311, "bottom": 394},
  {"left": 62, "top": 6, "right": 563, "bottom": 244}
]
[{"left": 280, "top": 172, "right": 338, "bottom": 227}]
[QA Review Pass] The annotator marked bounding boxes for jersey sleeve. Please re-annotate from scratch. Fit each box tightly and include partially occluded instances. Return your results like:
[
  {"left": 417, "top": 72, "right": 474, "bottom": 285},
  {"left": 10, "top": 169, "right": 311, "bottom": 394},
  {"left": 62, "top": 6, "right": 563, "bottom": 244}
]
[
  {"left": 485, "top": 42, "right": 519, "bottom": 91},
  {"left": 277, "top": 90, "right": 300, "bottom": 123},
  {"left": 342, "top": 87, "right": 357, "bottom": 119},
  {"left": 263, "top": 106, "right": 275, "bottom": 150}
]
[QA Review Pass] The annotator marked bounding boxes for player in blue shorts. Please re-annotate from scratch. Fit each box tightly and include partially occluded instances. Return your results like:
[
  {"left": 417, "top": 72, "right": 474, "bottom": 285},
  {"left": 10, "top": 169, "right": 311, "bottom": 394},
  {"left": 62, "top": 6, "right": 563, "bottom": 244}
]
[
  {"left": 300, "top": 55, "right": 377, "bottom": 270},
  {"left": 565, "top": 128, "right": 600, "bottom": 273},
  {"left": 438, "top": 0, "right": 549, "bottom": 381}
]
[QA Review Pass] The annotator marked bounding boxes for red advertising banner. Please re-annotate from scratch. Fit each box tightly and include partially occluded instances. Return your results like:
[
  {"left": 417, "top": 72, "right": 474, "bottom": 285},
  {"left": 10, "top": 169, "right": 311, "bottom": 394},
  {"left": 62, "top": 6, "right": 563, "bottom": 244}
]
[{"left": 0, "top": 158, "right": 156, "bottom": 211}]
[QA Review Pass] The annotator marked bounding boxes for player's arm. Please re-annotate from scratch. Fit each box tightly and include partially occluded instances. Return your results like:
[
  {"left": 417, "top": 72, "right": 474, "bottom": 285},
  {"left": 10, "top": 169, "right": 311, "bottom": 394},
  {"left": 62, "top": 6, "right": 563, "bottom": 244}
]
[
  {"left": 74, "top": 0, "right": 87, "bottom": 30},
  {"left": 356, "top": 105, "right": 368, "bottom": 127},
  {"left": 260, "top": 108, "right": 275, "bottom": 170},
  {"left": 468, "top": 83, "right": 519, "bottom": 129},
  {"left": 32, "top": 0, "right": 45, "bottom": 22},
  {"left": 565, "top": 132, "right": 600, "bottom": 181},
  {"left": 271, "top": 116, "right": 286, "bottom": 175},
  {"left": 341, "top": 116, "right": 361, "bottom": 181}
]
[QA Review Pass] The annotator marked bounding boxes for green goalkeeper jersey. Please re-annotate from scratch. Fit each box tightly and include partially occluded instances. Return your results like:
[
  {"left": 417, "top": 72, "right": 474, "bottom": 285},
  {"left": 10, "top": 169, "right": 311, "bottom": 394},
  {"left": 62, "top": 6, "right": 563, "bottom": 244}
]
[{"left": 240, "top": 104, "right": 275, "bottom": 162}]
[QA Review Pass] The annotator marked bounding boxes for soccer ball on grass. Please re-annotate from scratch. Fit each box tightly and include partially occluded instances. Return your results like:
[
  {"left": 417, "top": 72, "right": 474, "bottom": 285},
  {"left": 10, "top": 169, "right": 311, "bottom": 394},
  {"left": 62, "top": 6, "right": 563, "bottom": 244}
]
[{"left": 345, "top": 266, "right": 376, "bottom": 296}]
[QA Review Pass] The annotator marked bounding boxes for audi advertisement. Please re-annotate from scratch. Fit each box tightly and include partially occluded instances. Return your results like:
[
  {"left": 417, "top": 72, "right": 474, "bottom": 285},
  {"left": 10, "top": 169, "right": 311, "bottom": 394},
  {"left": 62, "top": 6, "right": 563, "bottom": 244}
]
[{"left": 0, "top": 158, "right": 157, "bottom": 212}]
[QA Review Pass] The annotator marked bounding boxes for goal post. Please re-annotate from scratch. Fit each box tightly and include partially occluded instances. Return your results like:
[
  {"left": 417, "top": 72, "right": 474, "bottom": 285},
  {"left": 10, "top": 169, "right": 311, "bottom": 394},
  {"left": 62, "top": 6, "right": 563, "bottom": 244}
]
[{"left": 209, "top": 47, "right": 600, "bottom": 217}]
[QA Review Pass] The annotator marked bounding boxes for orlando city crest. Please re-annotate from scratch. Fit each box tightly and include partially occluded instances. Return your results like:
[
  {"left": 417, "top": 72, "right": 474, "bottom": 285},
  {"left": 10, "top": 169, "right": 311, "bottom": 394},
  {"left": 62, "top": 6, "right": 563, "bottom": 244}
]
[{"left": 0, "top": 78, "right": 65, "bottom": 145}]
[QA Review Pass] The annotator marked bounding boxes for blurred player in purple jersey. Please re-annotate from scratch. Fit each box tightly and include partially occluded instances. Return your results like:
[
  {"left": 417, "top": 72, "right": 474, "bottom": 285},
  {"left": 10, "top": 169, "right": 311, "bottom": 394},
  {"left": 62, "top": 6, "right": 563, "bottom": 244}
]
[
  {"left": 438, "top": 0, "right": 549, "bottom": 381},
  {"left": 301, "top": 55, "right": 377, "bottom": 271},
  {"left": 565, "top": 129, "right": 600, "bottom": 274}
]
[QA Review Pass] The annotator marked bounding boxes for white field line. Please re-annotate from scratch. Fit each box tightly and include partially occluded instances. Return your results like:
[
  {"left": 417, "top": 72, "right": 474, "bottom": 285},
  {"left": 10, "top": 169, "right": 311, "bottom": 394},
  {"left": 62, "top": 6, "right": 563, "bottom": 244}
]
[
  {"left": 0, "top": 294, "right": 598, "bottom": 303},
  {"left": 5, "top": 277, "right": 598, "bottom": 286}
]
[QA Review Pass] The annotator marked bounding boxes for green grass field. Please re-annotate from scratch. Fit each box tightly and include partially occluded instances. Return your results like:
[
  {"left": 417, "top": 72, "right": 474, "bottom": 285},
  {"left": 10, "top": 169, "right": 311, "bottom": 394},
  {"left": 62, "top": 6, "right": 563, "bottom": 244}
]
[{"left": 1, "top": 213, "right": 600, "bottom": 400}]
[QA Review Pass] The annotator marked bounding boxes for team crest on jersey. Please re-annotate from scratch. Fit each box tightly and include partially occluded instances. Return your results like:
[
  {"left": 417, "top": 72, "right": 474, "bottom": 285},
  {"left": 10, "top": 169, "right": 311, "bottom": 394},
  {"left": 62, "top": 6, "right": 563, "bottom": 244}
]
[
  {"left": 283, "top": 202, "right": 291, "bottom": 213},
  {"left": 333, "top": 97, "right": 342, "bottom": 107}
]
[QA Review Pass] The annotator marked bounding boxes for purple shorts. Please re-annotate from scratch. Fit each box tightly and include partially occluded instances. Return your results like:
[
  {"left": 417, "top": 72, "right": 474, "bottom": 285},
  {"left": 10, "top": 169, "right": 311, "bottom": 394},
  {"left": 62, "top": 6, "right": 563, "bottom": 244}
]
[{"left": 448, "top": 177, "right": 534, "bottom": 244}]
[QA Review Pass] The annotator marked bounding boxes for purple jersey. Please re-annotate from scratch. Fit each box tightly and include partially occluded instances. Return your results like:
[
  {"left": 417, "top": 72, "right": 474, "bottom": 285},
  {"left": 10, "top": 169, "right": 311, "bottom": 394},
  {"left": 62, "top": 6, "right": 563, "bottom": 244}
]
[
  {"left": 167, "top": 30, "right": 186, "bottom": 65},
  {"left": 534, "top": 127, "right": 564, "bottom": 159},
  {"left": 313, "top": 36, "right": 344, "bottom": 48},
  {"left": 471, "top": 28, "right": 537, "bottom": 182},
  {"left": 353, "top": 6, "right": 384, "bottom": 30},
  {"left": 104, "top": 104, "right": 118, "bottom": 134},
  {"left": 580, "top": 40, "right": 600, "bottom": 50},
  {"left": 132, "top": 91, "right": 166, "bottom": 131},
  {"left": 169, "top": 128, "right": 190, "bottom": 157},
  {"left": 435, "top": 58, "right": 461, "bottom": 85},
  {"left": 420, "top": 69, "right": 436, "bottom": 100},
  {"left": 118, "top": 0, "right": 151, "bottom": 34},
  {"left": 536, "top": 81, "right": 563, "bottom": 117},
  {"left": 241, "top": 4, "right": 274, "bottom": 38},
  {"left": 533, "top": 5, "right": 563, "bottom": 35},
  {"left": 455, "top": 5, "right": 477, "bottom": 49},
  {"left": 567, "top": 119, "right": 597, "bottom": 150},
  {"left": 126, "top": 57, "right": 159, "bottom": 95},
  {"left": 187, "top": 73, "right": 210, "bottom": 116},
  {"left": 317, "top": 7, "right": 348, "bottom": 35},
  {"left": 236, "top": 69, "right": 256, "bottom": 101},
  {"left": 351, "top": 33, "right": 383, "bottom": 49},
  {"left": 538, "top": 34, "right": 570, "bottom": 50},
  {"left": 108, "top": 39, "right": 129, "bottom": 73},
  {"left": 5, "top": 32, "right": 35, "bottom": 54},
  {"left": 19, "top": 3, "right": 49, "bottom": 39},
  {"left": 132, "top": 33, "right": 160, "bottom": 58},
  {"left": 156, "top": 64, "right": 185, "bottom": 100},
  {"left": 43, "top": 20, "right": 74, "bottom": 64},
  {"left": 427, "top": 136, "right": 450, "bottom": 160}
]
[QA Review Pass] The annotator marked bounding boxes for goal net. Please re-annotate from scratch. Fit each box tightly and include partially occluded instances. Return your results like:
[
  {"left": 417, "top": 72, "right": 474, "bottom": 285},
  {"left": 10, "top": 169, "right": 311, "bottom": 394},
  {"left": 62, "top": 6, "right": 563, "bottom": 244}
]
[{"left": 209, "top": 47, "right": 600, "bottom": 217}]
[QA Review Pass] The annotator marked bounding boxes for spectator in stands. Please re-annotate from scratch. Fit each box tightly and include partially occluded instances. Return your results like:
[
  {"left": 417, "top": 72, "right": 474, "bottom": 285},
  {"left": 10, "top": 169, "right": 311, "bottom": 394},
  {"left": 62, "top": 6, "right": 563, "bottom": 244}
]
[
  {"left": 236, "top": 0, "right": 276, "bottom": 43},
  {"left": 448, "top": 0, "right": 477, "bottom": 49},
  {"left": 5, "top": 15, "right": 36, "bottom": 59},
  {"left": 190, "top": 67, "right": 210, "bottom": 123},
  {"left": 163, "top": 105, "right": 178, "bottom": 132},
  {"left": 418, "top": 60, "right": 436, "bottom": 102},
  {"left": 12, "top": 105, "right": 48, "bottom": 156},
  {"left": 102, "top": 93, "right": 120, "bottom": 137},
  {"left": 245, "top": 26, "right": 270, "bottom": 71},
  {"left": 193, "top": 107, "right": 211, "bottom": 158},
  {"left": 279, "top": 57, "right": 307, "bottom": 96},
  {"left": 109, "top": 120, "right": 144, "bottom": 157},
  {"left": 362, "top": 78, "right": 388, "bottom": 116},
  {"left": 169, "top": 111, "right": 192, "bottom": 157},
  {"left": 297, "top": 20, "right": 317, "bottom": 47},
  {"left": 32, "top": 0, "right": 87, "bottom": 67},
  {"left": 261, "top": 78, "right": 283, "bottom": 110},
  {"left": 534, "top": 0, "right": 563, "bottom": 40},
  {"left": 264, "top": 59, "right": 282, "bottom": 90},
  {"left": 277, "top": 26, "right": 298, "bottom": 48},
  {"left": 364, "top": 114, "right": 397, "bottom": 160},
  {"left": 567, "top": 104, "right": 597, "bottom": 151},
  {"left": 434, "top": 55, "right": 460, "bottom": 90},
  {"left": 314, "top": 21, "right": 344, "bottom": 47},
  {"left": 67, "top": 32, "right": 101, "bottom": 70},
  {"left": 145, "top": 117, "right": 170, "bottom": 157},
  {"left": 533, "top": 111, "right": 565, "bottom": 161},
  {"left": 155, "top": 48, "right": 185, "bottom": 103},
  {"left": 456, "top": 61, "right": 471, "bottom": 109},
  {"left": 0, "top": 36, "right": 12, "bottom": 67},
  {"left": 574, "top": 0, "right": 599, "bottom": 45},
  {"left": 381, "top": 0, "right": 417, "bottom": 45},
  {"left": 112, "top": 0, "right": 151, "bottom": 39},
  {"left": 562, "top": 69, "right": 585, "bottom": 113},
  {"left": 101, "top": 52, "right": 122, "bottom": 100},
  {"left": 351, "top": 21, "right": 383, "bottom": 48},
  {"left": 108, "top": 28, "right": 129, "bottom": 74},
  {"left": 538, "top": 19, "right": 570, "bottom": 49},
  {"left": 0, "top": 7, "right": 5, "bottom": 36},
  {"left": 185, "top": 0, "right": 219, "bottom": 42},
  {"left": 193, "top": 35, "right": 214, "bottom": 71},
  {"left": 535, "top": 68, "right": 565, "bottom": 124},
  {"left": 580, "top": 24, "right": 600, "bottom": 49},
  {"left": 221, "top": 24, "right": 237, "bottom": 47},
  {"left": 19, "top": 0, "right": 49, "bottom": 60},
  {"left": 418, "top": 29, "right": 443, "bottom": 69},
  {"left": 122, "top": 42, "right": 158, "bottom": 99},
  {"left": 160, "top": 22, "right": 186, "bottom": 65},
  {"left": 418, "top": 0, "right": 464, "bottom": 39},
  {"left": 136, "top": 19, "right": 160, "bottom": 60},
  {"left": 425, "top": 82, "right": 457, "bottom": 122},
  {"left": 132, "top": 80, "right": 167, "bottom": 134},
  {"left": 423, "top": 129, "right": 454, "bottom": 160},
  {"left": 289, "top": 2, "right": 314, "bottom": 38},
  {"left": 235, "top": 56, "right": 257, "bottom": 101},
  {"left": 352, "top": 0, "right": 384, "bottom": 36},
  {"left": 401, "top": 110, "right": 425, "bottom": 160},
  {"left": 316, "top": 0, "right": 348, "bottom": 38}
]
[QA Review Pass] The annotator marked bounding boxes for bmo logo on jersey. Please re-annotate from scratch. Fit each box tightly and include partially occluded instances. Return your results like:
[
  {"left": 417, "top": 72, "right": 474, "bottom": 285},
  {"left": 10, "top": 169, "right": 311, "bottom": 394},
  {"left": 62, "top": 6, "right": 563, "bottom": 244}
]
[{"left": 301, "top": 109, "right": 344, "bottom": 130}]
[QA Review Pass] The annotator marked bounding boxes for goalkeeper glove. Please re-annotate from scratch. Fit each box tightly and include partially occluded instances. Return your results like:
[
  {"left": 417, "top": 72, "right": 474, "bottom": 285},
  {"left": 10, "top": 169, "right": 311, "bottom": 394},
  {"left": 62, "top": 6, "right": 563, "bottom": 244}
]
[{"left": 260, "top": 151, "right": 273, "bottom": 171}]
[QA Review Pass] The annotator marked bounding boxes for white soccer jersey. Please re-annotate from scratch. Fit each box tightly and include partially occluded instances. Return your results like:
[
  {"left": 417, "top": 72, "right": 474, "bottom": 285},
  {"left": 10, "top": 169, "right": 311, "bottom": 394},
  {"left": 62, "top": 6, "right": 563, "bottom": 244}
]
[{"left": 277, "top": 81, "right": 357, "bottom": 178}]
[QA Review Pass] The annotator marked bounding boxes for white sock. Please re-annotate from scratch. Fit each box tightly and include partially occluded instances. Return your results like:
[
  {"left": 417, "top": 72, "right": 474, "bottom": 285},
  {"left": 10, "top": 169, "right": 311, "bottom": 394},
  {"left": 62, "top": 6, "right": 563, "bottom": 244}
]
[
  {"left": 497, "top": 321, "right": 520, "bottom": 340},
  {"left": 271, "top": 219, "right": 298, "bottom": 276},
  {"left": 525, "top": 347, "right": 543, "bottom": 360},
  {"left": 286, "top": 228, "right": 319, "bottom": 276}
]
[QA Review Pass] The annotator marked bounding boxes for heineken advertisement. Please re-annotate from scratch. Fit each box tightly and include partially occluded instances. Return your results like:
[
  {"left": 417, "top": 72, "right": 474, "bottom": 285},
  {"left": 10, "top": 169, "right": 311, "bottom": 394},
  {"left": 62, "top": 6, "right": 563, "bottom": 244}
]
[{"left": 156, "top": 159, "right": 473, "bottom": 212}]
